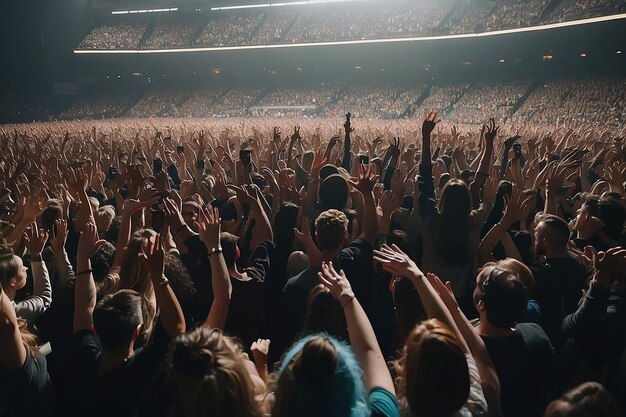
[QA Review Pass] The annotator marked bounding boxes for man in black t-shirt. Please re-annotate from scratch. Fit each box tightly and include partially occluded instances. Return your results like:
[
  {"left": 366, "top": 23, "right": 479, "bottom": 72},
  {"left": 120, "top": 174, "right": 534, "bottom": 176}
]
[
  {"left": 473, "top": 263, "right": 554, "bottom": 417},
  {"left": 68, "top": 227, "right": 185, "bottom": 417},
  {"left": 530, "top": 215, "right": 587, "bottom": 349}
]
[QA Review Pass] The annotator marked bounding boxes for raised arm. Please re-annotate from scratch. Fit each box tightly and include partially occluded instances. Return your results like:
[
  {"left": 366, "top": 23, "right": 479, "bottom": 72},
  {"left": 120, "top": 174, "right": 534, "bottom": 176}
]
[
  {"left": 197, "top": 206, "right": 232, "bottom": 329},
  {"left": 318, "top": 261, "right": 395, "bottom": 394},
  {"left": 50, "top": 219, "right": 75, "bottom": 289},
  {"left": 348, "top": 164, "right": 379, "bottom": 244},
  {"left": 374, "top": 244, "right": 469, "bottom": 350},
  {"left": 143, "top": 233, "right": 186, "bottom": 337},
  {"left": 73, "top": 223, "right": 107, "bottom": 332},
  {"left": 15, "top": 224, "right": 52, "bottom": 324},
  {"left": 421, "top": 111, "right": 439, "bottom": 166},
  {"left": 341, "top": 113, "right": 353, "bottom": 172},
  {"left": 470, "top": 119, "right": 498, "bottom": 209}
]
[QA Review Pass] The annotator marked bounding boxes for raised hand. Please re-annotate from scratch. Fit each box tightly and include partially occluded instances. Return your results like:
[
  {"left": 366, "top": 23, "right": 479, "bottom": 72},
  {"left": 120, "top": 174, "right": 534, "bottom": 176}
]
[
  {"left": 76, "top": 222, "right": 107, "bottom": 262},
  {"left": 142, "top": 233, "right": 165, "bottom": 279},
  {"left": 373, "top": 243, "right": 423, "bottom": 281},
  {"left": 197, "top": 205, "right": 221, "bottom": 251},
  {"left": 348, "top": 163, "right": 379, "bottom": 195},
  {"left": 50, "top": 219, "right": 68, "bottom": 254},
  {"left": 379, "top": 190, "right": 400, "bottom": 219},
  {"left": 483, "top": 118, "right": 500, "bottom": 146},
  {"left": 590, "top": 246, "right": 626, "bottom": 286},
  {"left": 250, "top": 338, "right": 271, "bottom": 367},
  {"left": 318, "top": 261, "right": 355, "bottom": 304},
  {"left": 23, "top": 222, "right": 48, "bottom": 255},
  {"left": 293, "top": 217, "right": 313, "bottom": 246},
  {"left": 425, "top": 272, "right": 459, "bottom": 310},
  {"left": 422, "top": 110, "right": 440, "bottom": 137}
]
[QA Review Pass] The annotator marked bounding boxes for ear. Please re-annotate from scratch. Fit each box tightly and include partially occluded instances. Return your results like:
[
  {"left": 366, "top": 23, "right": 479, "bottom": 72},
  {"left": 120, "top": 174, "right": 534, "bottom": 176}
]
[
  {"left": 9, "top": 276, "right": 17, "bottom": 288},
  {"left": 235, "top": 246, "right": 241, "bottom": 261},
  {"left": 476, "top": 299, "right": 485, "bottom": 312},
  {"left": 131, "top": 324, "right": 143, "bottom": 341},
  {"left": 342, "top": 235, "right": 349, "bottom": 246}
]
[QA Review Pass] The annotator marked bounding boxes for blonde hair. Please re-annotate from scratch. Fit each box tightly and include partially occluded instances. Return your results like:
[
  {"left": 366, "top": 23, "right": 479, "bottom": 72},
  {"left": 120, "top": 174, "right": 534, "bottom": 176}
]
[
  {"left": 96, "top": 205, "right": 116, "bottom": 235},
  {"left": 168, "top": 326, "right": 266, "bottom": 417}
]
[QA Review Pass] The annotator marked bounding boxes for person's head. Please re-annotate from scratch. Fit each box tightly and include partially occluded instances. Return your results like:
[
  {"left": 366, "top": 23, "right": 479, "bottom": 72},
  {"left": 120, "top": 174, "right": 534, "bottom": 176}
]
[
  {"left": 394, "top": 319, "right": 470, "bottom": 417},
  {"left": 0, "top": 250, "right": 28, "bottom": 300},
  {"left": 434, "top": 179, "right": 471, "bottom": 266},
  {"left": 168, "top": 327, "right": 265, "bottom": 417},
  {"left": 274, "top": 202, "right": 299, "bottom": 248},
  {"left": 96, "top": 205, "right": 116, "bottom": 236},
  {"left": 91, "top": 241, "right": 116, "bottom": 298},
  {"left": 272, "top": 334, "right": 368, "bottom": 417},
  {"left": 220, "top": 232, "right": 240, "bottom": 269},
  {"left": 473, "top": 264, "right": 528, "bottom": 329},
  {"left": 533, "top": 214, "right": 570, "bottom": 256},
  {"left": 319, "top": 174, "right": 349, "bottom": 211},
  {"left": 120, "top": 229, "right": 156, "bottom": 296},
  {"left": 314, "top": 209, "right": 348, "bottom": 252},
  {"left": 93, "top": 289, "right": 146, "bottom": 351},
  {"left": 182, "top": 201, "right": 201, "bottom": 228},
  {"left": 543, "top": 381, "right": 619, "bottom": 417},
  {"left": 597, "top": 197, "right": 626, "bottom": 242},
  {"left": 439, "top": 179, "right": 471, "bottom": 216},
  {"left": 392, "top": 277, "right": 427, "bottom": 342},
  {"left": 40, "top": 203, "right": 63, "bottom": 234},
  {"left": 303, "top": 284, "right": 348, "bottom": 341}
]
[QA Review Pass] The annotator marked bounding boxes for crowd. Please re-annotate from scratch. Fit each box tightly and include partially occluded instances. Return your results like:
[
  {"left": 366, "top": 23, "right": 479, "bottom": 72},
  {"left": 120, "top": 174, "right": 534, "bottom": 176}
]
[
  {"left": 195, "top": 13, "right": 265, "bottom": 48},
  {"left": 78, "top": 22, "right": 147, "bottom": 50},
  {"left": 446, "top": 82, "right": 529, "bottom": 125},
  {"left": 144, "top": 19, "right": 199, "bottom": 49},
  {"left": 125, "top": 91, "right": 188, "bottom": 119},
  {"left": 547, "top": 0, "right": 626, "bottom": 23},
  {"left": 53, "top": 79, "right": 626, "bottom": 125},
  {"left": 512, "top": 78, "right": 626, "bottom": 127},
  {"left": 75, "top": 0, "right": 624, "bottom": 50},
  {"left": 1, "top": 106, "right": 626, "bottom": 417}
]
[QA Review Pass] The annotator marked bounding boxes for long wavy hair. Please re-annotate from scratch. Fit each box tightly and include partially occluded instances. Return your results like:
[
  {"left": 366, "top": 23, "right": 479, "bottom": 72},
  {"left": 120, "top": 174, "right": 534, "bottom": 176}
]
[
  {"left": 433, "top": 179, "right": 472, "bottom": 266},
  {"left": 271, "top": 333, "right": 369, "bottom": 417}
]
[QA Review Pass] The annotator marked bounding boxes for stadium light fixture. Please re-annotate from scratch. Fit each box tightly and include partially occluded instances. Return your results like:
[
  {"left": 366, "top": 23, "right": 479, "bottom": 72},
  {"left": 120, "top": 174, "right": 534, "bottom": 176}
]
[
  {"left": 112, "top": 8, "right": 178, "bottom": 15},
  {"left": 210, "top": 0, "right": 363, "bottom": 11},
  {"left": 580, "top": 52, "right": 587, "bottom": 57},
  {"left": 543, "top": 55, "right": 553, "bottom": 60},
  {"left": 617, "top": 50, "right": 622, "bottom": 54},
  {"left": 499, "top": 58, "right": 505, "bottom": 63}
]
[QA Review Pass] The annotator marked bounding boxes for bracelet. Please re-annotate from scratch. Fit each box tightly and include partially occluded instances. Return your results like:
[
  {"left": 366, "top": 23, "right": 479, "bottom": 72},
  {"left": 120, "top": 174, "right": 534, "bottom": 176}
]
[
  {"left": 341, "top": 294, "right": 356, "bottom": 309},
  {"left": 208, "top": 246, "right": 223, "bottom": 255},
  {"left": 75, "top": 269, "right": 93, "bottom": 277},
  {"left": 159, "top": 274, "right": 170, "bottom": 287}
]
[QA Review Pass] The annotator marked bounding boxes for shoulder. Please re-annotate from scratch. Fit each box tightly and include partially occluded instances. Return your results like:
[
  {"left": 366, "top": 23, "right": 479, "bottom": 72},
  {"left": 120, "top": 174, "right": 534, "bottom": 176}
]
[
  {"left": 515, "top": 323, "right": 554, "bottom": 352},
  {"left": 369, "top": 387, "right": 400, "bottom": 417}
]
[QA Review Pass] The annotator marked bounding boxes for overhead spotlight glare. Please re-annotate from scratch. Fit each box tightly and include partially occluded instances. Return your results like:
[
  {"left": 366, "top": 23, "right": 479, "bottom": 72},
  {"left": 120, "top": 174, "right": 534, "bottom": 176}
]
[
  {"left": 617, "top": 50, "right": 622, "bottom": 54},
  {"left": 117, "top": 75, "right": 121, "bottom": 78},
  {"left": 499, "top": 58, "right": 505, "bottom": 63},
  {"left": 543, "top": 55, "right": 553, "bottom": 60},
  {"left": 131, "top": 72, "right": 142, "bottom": 77},
  {"left": 462, "top": 61, "right": 472, "bottom": 65},
  {"left": 296, "top": 67, "right": 302, "bottom": 72},
  {"left": 355, "top": 65, "right": 362, "bottom": 70},
  {"left": 580, "top": 52, "right": 587, "bottom": 57}
]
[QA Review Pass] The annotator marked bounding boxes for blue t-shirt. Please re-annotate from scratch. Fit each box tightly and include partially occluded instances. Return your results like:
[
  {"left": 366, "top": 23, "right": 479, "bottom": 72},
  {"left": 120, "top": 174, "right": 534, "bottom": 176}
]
[{"left": 370, "top": 387, "right": 400, "bottom": 417}]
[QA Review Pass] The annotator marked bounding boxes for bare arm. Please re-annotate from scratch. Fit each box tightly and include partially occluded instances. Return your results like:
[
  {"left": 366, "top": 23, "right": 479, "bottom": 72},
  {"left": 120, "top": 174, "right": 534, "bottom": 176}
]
[
  {"left": 319, "top": 262, "right": 396, "bottom": 394},
  {"left": 73, "top": 223, "right": 106, "bottom": 332},
  {"left": 198, "top": 206, "right": 232, "bottom": 329}
]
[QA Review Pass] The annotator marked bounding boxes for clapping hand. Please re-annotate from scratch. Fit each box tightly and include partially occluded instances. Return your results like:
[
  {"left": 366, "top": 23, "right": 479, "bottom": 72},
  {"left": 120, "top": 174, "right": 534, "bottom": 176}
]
[{"left": 197, "top": 205, "right": 221, "bottom": 251}]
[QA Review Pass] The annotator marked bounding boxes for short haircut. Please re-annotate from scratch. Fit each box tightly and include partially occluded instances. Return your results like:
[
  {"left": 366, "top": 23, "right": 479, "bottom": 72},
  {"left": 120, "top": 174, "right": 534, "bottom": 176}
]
[
  {"left": 315, "top": 210, "right": 348, "bottom": 251},
  {"left": 220, "top": 232, "right": 239, "bottom": 268},
  {"left": 93, "top": 289, "right": 144, "bottom": 350},
  {"left": 539, "top": 214, "right": 570, "bottom": 249},
  {"left": 598, "top": 197, "right": 626, "bottom": 241},
  {"left": 41, "top": 204, "right": 63, "bottom": 234},
  {"left": 480, "top": 268, "right": 528, "bottom": 329}
]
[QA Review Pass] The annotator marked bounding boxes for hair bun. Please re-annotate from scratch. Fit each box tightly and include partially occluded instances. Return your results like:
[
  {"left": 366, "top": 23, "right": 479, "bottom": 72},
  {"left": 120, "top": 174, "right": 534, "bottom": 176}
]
[{"left": 172, "top": 342, "right": 217, "bottom": 376}]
